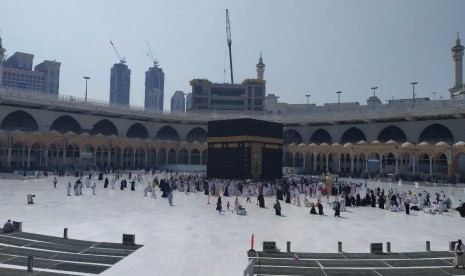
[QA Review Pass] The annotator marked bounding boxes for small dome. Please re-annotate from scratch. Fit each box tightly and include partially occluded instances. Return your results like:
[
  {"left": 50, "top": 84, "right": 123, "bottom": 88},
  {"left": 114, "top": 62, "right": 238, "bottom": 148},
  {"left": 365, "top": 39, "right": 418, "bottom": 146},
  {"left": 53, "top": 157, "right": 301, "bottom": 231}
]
[
  {"left": 308, "top": 143, "right": 317, "bottom": 147},
  {"left": 64, "top": 131, "right": 75, "bottom": 136},
  {"left": 192, "top": 141, "right": 200, "bottom": 145},
  {"left": 401, "top": 142, "right": 414, "bottom": 148},
  {"left": 288, "top": 142, "right": 296, "bottom": 146},
  {"left": 371, "top": 140, "right": 381, "bottom": 144},
  {"left": 385, "top": 140, "right": 397, "bottom": 145},
  {"left": 435, "top": 141, "right": 449, "bottom": 147},
  {"left": 332, "top": 143, "right": 341, "bottom": 146},
  {"left": 343, "top": 142, "right": 353, "bottom": 148},
  {"left": 454, "top": 141, "right": 465, "bottom": 148},
  {"left": 357, "top": 140, "right": 367, "bottom": 145},
  {"left": 297, "top": 143, "right": 306, "bottom": 147},
  {"left": 320, "top": 143, "right": 329, "bottom": 146},
  {"left": 418, "top": 141, "right": 430, "bottom": 146}
]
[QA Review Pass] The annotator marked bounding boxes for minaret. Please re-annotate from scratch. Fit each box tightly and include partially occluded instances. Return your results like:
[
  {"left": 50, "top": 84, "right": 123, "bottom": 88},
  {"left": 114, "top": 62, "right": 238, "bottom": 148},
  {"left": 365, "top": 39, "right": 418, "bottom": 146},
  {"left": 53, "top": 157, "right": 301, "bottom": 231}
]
[
  {"left": 256, "top": 52, "right": 265, "bottom": 80},
  {"left": 0, "top": 33, "right": 5, "bottom": 63},
  {"left": 450, "top": 32, "right": 465, "bottom": 97}
]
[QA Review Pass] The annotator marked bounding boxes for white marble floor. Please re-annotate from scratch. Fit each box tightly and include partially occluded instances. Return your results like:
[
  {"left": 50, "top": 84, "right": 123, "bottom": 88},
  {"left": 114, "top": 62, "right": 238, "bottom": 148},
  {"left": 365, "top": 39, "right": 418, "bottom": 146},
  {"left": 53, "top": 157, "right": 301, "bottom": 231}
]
[{"left": 0, "top": 176, "right": 464, "bottom": 276}]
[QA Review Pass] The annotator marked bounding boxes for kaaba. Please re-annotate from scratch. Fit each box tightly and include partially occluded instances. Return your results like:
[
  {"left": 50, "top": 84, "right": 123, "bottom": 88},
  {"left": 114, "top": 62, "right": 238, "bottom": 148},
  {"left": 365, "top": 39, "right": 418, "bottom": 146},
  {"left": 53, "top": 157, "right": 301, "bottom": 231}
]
[{"left": 207, "top": 118, "right": 283, "bottom": 180}]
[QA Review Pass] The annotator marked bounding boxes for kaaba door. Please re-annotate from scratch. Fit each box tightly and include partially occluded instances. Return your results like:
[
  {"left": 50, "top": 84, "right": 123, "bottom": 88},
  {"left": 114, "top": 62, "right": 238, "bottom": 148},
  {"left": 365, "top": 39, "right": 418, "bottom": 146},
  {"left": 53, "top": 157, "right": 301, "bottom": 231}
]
[{"left": 251, "top": 142, "right": 262, "bottom": 178}]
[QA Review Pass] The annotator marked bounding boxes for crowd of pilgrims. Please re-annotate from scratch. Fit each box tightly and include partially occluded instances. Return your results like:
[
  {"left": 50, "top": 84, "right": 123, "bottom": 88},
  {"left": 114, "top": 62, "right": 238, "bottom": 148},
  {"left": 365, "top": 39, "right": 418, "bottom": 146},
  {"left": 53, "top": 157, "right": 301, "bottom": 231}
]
[{"left": 59, "top": 169, "right": 465, "bottom": 218}]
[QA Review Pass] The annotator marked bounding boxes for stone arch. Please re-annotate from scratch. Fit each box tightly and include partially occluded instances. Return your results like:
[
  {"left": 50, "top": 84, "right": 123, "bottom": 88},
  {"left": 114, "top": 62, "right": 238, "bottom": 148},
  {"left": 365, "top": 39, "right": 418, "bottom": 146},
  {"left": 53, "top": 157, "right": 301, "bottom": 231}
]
[
  {"left": 283, "top": 129, "right": 302, "bottom": 145},
  {"left": 147, "top": 147, "right": 157, "bottom": 167},
  {"left": 167, "top": 148, "right": 177, "bottom": 164},
  {"left": 190, "top": 149, "right": 201, "bottom": 165},
  {"left": 310, "top": 129, "right": 332, "bottom": 144},
  {"left": 158, "top": 148, "right": 167, "bottom": 165},
  {"left": 156, "top": 125, "right": 180, "bottom": 141},
  {"left": 294, "top": 152, "right": 304, "bottom": 168},
  {"left": 186, "top": 127, "right": 207, "bottom": 143},
  {"left": 178, "top": 148, "right": 189, "bottom": 164},
  {"left": 419, "top": 124, "right": 454, "bottom": 144},
  {"left": 126, "top": 123, "right": 149, "bottom": 139},
  {"left": 1, "top": 110, "right": 38, "bottom": 132},
  {"left": 50, "top": 115, "right": 81, "bottom": 134},
  {"left": 201, "top": 149, "right": 207, "bottom": 165},
  {"left": 284, "top": 151, "right": 293, "bottom": 167},
  {"left": 92, "top": 119, "right": 118, "bottom": 136},
  {"left": 377, "top": 125, "right": 407, "bottom": 143},
  {"left": 341, "top": 127, "right": 366, "bottom": 144}
]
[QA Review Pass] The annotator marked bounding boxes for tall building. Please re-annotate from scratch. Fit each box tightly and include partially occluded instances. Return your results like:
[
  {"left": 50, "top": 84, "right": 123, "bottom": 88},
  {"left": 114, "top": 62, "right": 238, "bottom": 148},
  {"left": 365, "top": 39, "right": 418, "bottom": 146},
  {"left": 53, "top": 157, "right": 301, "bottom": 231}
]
[
  {"left": 35, "top": 60, "right": 61, "bottom": 94},
  {"left": 1, "top": 49, "right": 61, "bottom": 94},
  {"left": 170, "top": 91, "right": 186, "bottom": 113},
  {"left": 145, "top": 62, "right": 164, "bottom": 110},
  {"left": 109, "top": 63, "right": 131, "bottom": 106},
  {"left": 189, "top": 54, "right": 266, "bottom": 112},
  {"left": 185, "top": 92, "right": 192, "bottom": 111},
  {"left": 450, "top": 33, "right": 465, "bottom": 98}
]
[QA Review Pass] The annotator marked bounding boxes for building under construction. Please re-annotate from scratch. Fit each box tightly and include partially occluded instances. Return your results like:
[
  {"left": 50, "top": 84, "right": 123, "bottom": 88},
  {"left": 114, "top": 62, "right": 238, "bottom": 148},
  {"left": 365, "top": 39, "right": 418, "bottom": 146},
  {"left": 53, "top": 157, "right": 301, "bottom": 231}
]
[{"left": 188, "top": 10, "right": 267, "bottom": 113}]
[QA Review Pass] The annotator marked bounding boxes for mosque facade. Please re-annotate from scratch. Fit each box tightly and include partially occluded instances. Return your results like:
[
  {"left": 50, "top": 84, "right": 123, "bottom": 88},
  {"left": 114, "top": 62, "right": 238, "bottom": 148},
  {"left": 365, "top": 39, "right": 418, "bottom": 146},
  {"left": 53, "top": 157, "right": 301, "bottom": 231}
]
[{"left": 0, "top": 36, "right": 464, "bottom": 183}]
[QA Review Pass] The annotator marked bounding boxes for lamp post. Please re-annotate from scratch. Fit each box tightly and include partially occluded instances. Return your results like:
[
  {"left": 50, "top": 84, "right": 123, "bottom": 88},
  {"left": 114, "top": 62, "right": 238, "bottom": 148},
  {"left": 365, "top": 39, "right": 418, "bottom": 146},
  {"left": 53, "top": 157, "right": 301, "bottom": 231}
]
[
  {"left": 336, "top": 91, "right": 342, "bottom": 112},
  {"left": 83, "top": 76, "right": 90, "bottom": 102},
  {"left": 410, "top": 82, "right": 417, "bottom": 107},
  {"left": 371, "top": 86, "right": 378, "bottom": 109},
  {"left": 305, "top": 94, "right": 311, "bottom": 105},
  {"left": 432, "top": 91, "right": 436, "bottom": 101}
]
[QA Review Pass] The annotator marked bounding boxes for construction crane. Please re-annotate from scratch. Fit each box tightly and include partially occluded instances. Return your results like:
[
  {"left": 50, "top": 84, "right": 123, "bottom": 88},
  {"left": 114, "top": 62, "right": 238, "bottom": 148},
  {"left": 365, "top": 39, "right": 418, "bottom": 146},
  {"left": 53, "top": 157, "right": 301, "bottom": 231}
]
[
  {"left": 109, "top": 41, "right": 127, "bottom": 64},
  {"left": 146, "top": 41, "right": 158, "bottom": 67},
  {"left": 226, "top": 9, "right": 233, "bottom": 84}
]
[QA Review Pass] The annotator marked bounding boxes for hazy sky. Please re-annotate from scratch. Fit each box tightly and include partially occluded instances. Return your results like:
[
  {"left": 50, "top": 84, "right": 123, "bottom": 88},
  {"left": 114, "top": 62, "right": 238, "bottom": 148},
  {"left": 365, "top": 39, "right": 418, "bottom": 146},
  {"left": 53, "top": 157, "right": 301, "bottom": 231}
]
[{"left": 1, "top": 0, "right": 465, "bottom": 110}]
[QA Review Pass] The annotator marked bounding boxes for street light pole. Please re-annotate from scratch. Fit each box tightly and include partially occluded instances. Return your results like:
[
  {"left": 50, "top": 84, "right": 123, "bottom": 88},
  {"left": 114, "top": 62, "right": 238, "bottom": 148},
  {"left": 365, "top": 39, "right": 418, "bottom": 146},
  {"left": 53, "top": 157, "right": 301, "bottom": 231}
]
[
  {"left": 83, "top": 76, "right": 90, "bottom": 102},
  {"left": 305, "top": 94, "right": 311, "bottom": 105},
  {"left": 432, "top": 91, "right": 436, "bottom": 101},
  {"left": 410, "top": 82, "right": 417, "bottom": 107},
  {"left": 336, "top": 91, "right": 342, "bottom": 112},
  {"left": 371, "top": 86, "right": 378, "bottom": 109}
]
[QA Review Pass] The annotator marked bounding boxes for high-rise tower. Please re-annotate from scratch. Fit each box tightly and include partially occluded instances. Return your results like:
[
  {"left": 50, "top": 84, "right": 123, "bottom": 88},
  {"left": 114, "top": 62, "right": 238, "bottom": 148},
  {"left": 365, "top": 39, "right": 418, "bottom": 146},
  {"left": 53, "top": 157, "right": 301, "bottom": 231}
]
[
  {"left": 256, "top": 52, "right": 265, "bottom": 80},
  {"left": 110, "top": 63, "right": 131, "bottom": 106},
  {"left": 145, "top": 62, "right": 165, "bottom": 111},
  {"left": 450, "top": 33, "right": 465, "bottom": 98},
  {"left": 0, "top": 35, "right": 5, "bottom": 63}
]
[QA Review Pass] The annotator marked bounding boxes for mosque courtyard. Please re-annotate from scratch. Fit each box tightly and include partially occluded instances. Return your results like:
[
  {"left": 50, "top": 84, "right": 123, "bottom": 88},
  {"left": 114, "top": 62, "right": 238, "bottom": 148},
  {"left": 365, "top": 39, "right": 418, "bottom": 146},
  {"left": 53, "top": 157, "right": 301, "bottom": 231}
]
[{"left": 0, "top": 175, "right": 464, "bottom": 275}]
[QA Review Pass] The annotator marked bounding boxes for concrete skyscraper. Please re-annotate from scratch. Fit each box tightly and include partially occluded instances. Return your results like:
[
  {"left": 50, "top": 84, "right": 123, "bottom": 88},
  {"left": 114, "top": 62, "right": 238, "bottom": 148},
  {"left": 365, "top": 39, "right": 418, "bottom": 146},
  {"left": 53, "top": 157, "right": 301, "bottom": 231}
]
[
  {"left": 170, "top": 91, "right": 185, "bottom": 113},
  {"left": 0, "top": 36, "right": 61, "bottom": 94},
  {"left": 110, "top": 63, "right": 131, "bottom": 106},
  {"left": 145, "top": 62, "right": 164, "bottom": 111},
  {"left": 450, "top": 33, "right": 465, "bottom": 98}
]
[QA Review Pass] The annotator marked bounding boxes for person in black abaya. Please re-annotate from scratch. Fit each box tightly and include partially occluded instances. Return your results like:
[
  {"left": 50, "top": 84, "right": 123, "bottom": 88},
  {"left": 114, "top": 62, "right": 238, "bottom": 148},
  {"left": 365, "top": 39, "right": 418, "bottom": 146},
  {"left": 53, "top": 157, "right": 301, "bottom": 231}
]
[
  {"left": 104, "top": 177, "right": 109, "bottom": 188},
  {"left": 160, "top": 179, "right": 168, "bottom": 197},
  {"left": 334, "top": 200, "right": 341, "bottom": 217},
  {"left": 370, "top": 191, "right": 376, "bottom": 207},
  {"left": 274, "top": 199, "right": 281, "bottom": 216},
  {"left": 356, "top": 193, "right": 361, "bottom": 206},
  {"left": 216, "top": 196, "right": 222, "bottom": 214},
  {"left": 378, "top": 194, "right": 385, "bottom": 209},
  {"left": 455, "top": 206, "right": 465, "bottom": 217},
  {"left": 203, "top": 181, "right": 209, "bottom": 195},
  {"left": 258, "top": 194, "right": 265, "bottom": 208},
  {"left": 285, "top": 189, "right": 291, "bottom": 203},
  {"left": 345, "top": 194, "right": 351, "bottom": 207},
  {"left": 276, "top": 187, "right": 284, "bottom": 201},
  {"left": 317, "top": 200, "right": 324, "bottom": 215},
  {"left": 120, "top": 180, "right": 124, "bottom": 190},
  {"left": 130, "top": 179, "right": 136, "bottom": 191}
]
